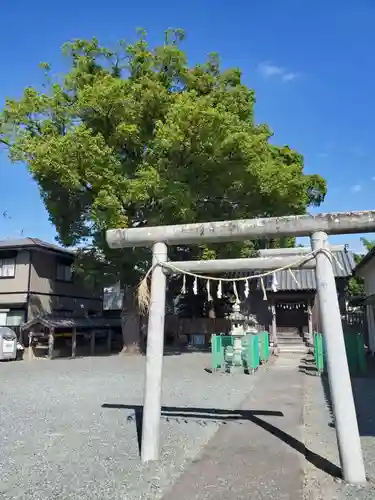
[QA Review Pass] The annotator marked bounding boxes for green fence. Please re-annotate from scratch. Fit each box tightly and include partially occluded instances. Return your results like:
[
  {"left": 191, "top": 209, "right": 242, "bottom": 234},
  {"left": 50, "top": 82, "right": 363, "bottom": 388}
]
[
  {"left": 258, "top": 331, "right": 270, "bottom": 363},
  {"left": 313, "top": 332, "right": 325, "bottom": 373},
  {"left": 211, "top": 334, "right": 232, "bottom": 371},
  {"left": 242, "top": 334, "right": 260, "bottom": 371},
  {"left": 211, "top": 331, "right": 270, "bottom": 372},
  {"left": 313, "top": 331, "right": 367, "bottom": 375}
]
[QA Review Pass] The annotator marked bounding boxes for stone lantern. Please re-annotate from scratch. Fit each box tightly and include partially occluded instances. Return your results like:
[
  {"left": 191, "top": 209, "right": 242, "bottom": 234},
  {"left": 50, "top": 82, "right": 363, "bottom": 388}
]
[
  {"left": 229, "top": 301, "right": 247, "bottom": 336},
  {"left": 224, "top": 301, "right": 259, "bottom": 373}
]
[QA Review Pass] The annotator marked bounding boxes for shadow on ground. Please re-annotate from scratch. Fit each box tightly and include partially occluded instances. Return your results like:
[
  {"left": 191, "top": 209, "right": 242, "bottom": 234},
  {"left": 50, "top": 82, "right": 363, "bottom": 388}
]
[
  {"left": 101, "top": 403, "right": 341, "bottom": 477},
  {"left": 300, "top": 354, "right": 375, "bottom": 438},
  {"left": 163, "top": 346, "right": 210, "bottom": 356},
  {"left": 322, "top": 374, "right": 375, "bottom": 437}
]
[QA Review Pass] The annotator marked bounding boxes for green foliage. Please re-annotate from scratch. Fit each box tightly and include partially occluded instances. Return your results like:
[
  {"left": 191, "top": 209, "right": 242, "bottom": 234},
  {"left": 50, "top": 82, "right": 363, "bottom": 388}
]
[
  {"left": 0, "top": 29, "right": 327, "bottom": 284},
  {"left": 347, "top": 239, "right": 375, "bottom": 300},
  {"left": 348, "top": 270, "right": 364, "bottom": 299},
  {"left": 360, "top": 237, "right": 375, "bottom": 252}
]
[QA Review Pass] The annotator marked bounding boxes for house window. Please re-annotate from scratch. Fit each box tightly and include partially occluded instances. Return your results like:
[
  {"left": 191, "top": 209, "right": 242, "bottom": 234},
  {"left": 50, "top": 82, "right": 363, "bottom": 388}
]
[
  {"left": 56, "top": 262, "right": 73, "bottom": 282},
  {"left": 6, "top": 310, "right": 25, "bottom": 326},
  {"left": 0, "top": 309, "right": 25, "bottom": 327},
  {"left": 0, "top": 258, "right": 15, "bottom": 278}
]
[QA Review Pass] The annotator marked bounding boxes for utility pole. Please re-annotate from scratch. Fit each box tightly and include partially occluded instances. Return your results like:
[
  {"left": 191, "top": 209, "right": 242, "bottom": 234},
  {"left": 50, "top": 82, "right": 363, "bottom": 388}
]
[{"left": 311, "top": 232, "right": 366, "bottom": 484}]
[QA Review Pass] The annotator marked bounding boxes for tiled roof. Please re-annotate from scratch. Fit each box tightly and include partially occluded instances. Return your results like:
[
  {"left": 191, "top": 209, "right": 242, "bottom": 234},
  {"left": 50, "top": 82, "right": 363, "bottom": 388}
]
[
  {"left": 232, "top": 247, "right": 356, "bottom": 291},
  {"left": 21, "top": 314, "right": 120, "bottom": 331},
  {"left": 0, "top": 237, "right": 74, "bottom": 256}
]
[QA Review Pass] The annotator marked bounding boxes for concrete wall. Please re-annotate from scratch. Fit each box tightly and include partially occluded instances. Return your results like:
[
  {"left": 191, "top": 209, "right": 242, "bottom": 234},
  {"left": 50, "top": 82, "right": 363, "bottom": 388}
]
[{"left": 0, "top": 293, "right": 28, "bottom": 306}]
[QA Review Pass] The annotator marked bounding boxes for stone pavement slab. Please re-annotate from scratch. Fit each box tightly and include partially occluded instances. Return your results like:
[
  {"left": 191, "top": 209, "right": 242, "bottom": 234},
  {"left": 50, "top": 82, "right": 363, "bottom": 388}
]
[{"left": 161, "top": 354, "right": 305, "bottom": 500}]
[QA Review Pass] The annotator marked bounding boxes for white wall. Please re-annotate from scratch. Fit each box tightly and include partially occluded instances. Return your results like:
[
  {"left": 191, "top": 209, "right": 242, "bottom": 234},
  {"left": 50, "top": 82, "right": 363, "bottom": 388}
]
[{"left": 358, "top": 258, "right": 375, "bottom": 297}]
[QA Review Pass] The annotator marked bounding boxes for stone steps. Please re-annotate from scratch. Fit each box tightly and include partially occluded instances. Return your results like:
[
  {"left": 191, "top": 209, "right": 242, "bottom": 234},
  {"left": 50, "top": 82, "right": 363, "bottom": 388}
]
[
  {"left": 278, "top": 344, "right": 309, "bottom": 353},
  {"left": 276, "top": 331, "right": 310, "bottom": 353},
  {"left": 277, "top": 337, "right": 305, "bottom": 345},
  {"left": 277, "top": 333, "right": 305, "bottom": 338}
]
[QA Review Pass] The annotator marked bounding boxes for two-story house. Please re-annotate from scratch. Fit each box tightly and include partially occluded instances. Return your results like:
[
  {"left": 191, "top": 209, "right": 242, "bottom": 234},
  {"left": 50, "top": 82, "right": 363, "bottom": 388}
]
[{"left": 0, "top": 238, "right": 103, "bottom": 330}]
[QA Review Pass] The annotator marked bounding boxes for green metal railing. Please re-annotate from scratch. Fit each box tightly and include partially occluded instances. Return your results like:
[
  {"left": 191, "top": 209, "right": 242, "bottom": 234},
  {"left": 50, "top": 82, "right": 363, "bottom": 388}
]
[
  {"left": 313, "top": 331, "right": 367, "bottom": 375},
  {"left": 242, "top": 334, "right": 260, "bottom": 372},
  {"left": 211, "top": 331, "right": 270, "bottom": 372},
  {"left": 211, "top": 334, "right": 232, "bottom": 371},
  {"left": 258, "top": 331, "right": 270, "bottom": 363},
  {"left": 313, "top": 332, "right": 325, "bottom": 373}
]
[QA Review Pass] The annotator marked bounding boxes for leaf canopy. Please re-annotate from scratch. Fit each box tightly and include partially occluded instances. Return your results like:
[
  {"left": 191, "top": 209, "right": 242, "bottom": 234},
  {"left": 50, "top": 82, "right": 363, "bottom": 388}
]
[{"left": 1, "top": 29, "right": 327, "bottom": 283}]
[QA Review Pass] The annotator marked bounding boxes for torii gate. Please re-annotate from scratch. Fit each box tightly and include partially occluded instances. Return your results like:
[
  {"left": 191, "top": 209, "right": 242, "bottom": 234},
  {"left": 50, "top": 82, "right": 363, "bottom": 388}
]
[{"left": 106, "top": 211, "right": 375, "bottom": 485}]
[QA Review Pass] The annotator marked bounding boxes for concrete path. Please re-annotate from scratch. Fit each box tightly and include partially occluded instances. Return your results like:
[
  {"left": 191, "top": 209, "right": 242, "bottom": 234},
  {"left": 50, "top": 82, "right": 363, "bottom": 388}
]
[{"left": 162, "top": 354, "right": 305, "bottom": 500}]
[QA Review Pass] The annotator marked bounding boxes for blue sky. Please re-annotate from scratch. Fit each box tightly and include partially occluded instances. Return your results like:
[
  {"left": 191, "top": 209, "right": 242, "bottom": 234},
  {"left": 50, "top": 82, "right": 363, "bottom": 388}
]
[{"left": 0, "top": 0, "right": 374, "bottom": 252}]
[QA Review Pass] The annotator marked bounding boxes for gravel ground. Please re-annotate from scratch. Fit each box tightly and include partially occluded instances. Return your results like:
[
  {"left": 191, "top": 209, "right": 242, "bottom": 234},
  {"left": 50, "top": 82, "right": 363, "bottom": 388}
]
[
  {"left": 0, "top": 353, "right": 257, "bottom": 500},
  {"left": 4, "top": 351, "right": 375, "bottom": 499},
  {"left": 302, "top": 357, "right": 375, "bottom": 499}
]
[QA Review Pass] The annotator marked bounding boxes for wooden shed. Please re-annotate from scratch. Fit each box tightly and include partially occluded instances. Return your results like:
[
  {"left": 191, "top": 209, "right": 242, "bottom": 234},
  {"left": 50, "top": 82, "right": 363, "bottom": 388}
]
[{"left": 21, "top": 315, "right": 120, "bottom": 359}]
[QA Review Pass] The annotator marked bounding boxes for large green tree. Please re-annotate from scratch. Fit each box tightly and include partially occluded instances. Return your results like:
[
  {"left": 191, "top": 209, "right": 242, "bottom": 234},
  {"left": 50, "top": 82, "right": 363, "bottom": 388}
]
[{"left": 0, "top": 29, "right": 326, "bottom": 351}]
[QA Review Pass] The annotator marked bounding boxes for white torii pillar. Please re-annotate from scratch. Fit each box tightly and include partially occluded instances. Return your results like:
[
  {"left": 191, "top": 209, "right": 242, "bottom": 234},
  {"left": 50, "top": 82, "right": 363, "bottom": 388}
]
[
  {"left": 311, "top": 232, "right": 365, "bottom": 483},
  {"left": 140, "top": 242, "right": 168, "bottom": 462}
]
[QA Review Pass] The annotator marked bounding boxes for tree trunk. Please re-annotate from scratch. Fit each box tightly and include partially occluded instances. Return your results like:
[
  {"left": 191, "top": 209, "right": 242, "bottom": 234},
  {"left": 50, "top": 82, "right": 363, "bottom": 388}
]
[{"left": 120, "top": 285, "right": 141, "bottom": 355}]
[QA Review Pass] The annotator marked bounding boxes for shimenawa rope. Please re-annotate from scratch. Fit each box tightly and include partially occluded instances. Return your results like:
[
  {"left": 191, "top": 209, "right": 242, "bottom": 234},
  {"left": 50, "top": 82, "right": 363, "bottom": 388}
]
[{"left": 137, "top": 248, "right": 342, "bottom": 314}]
